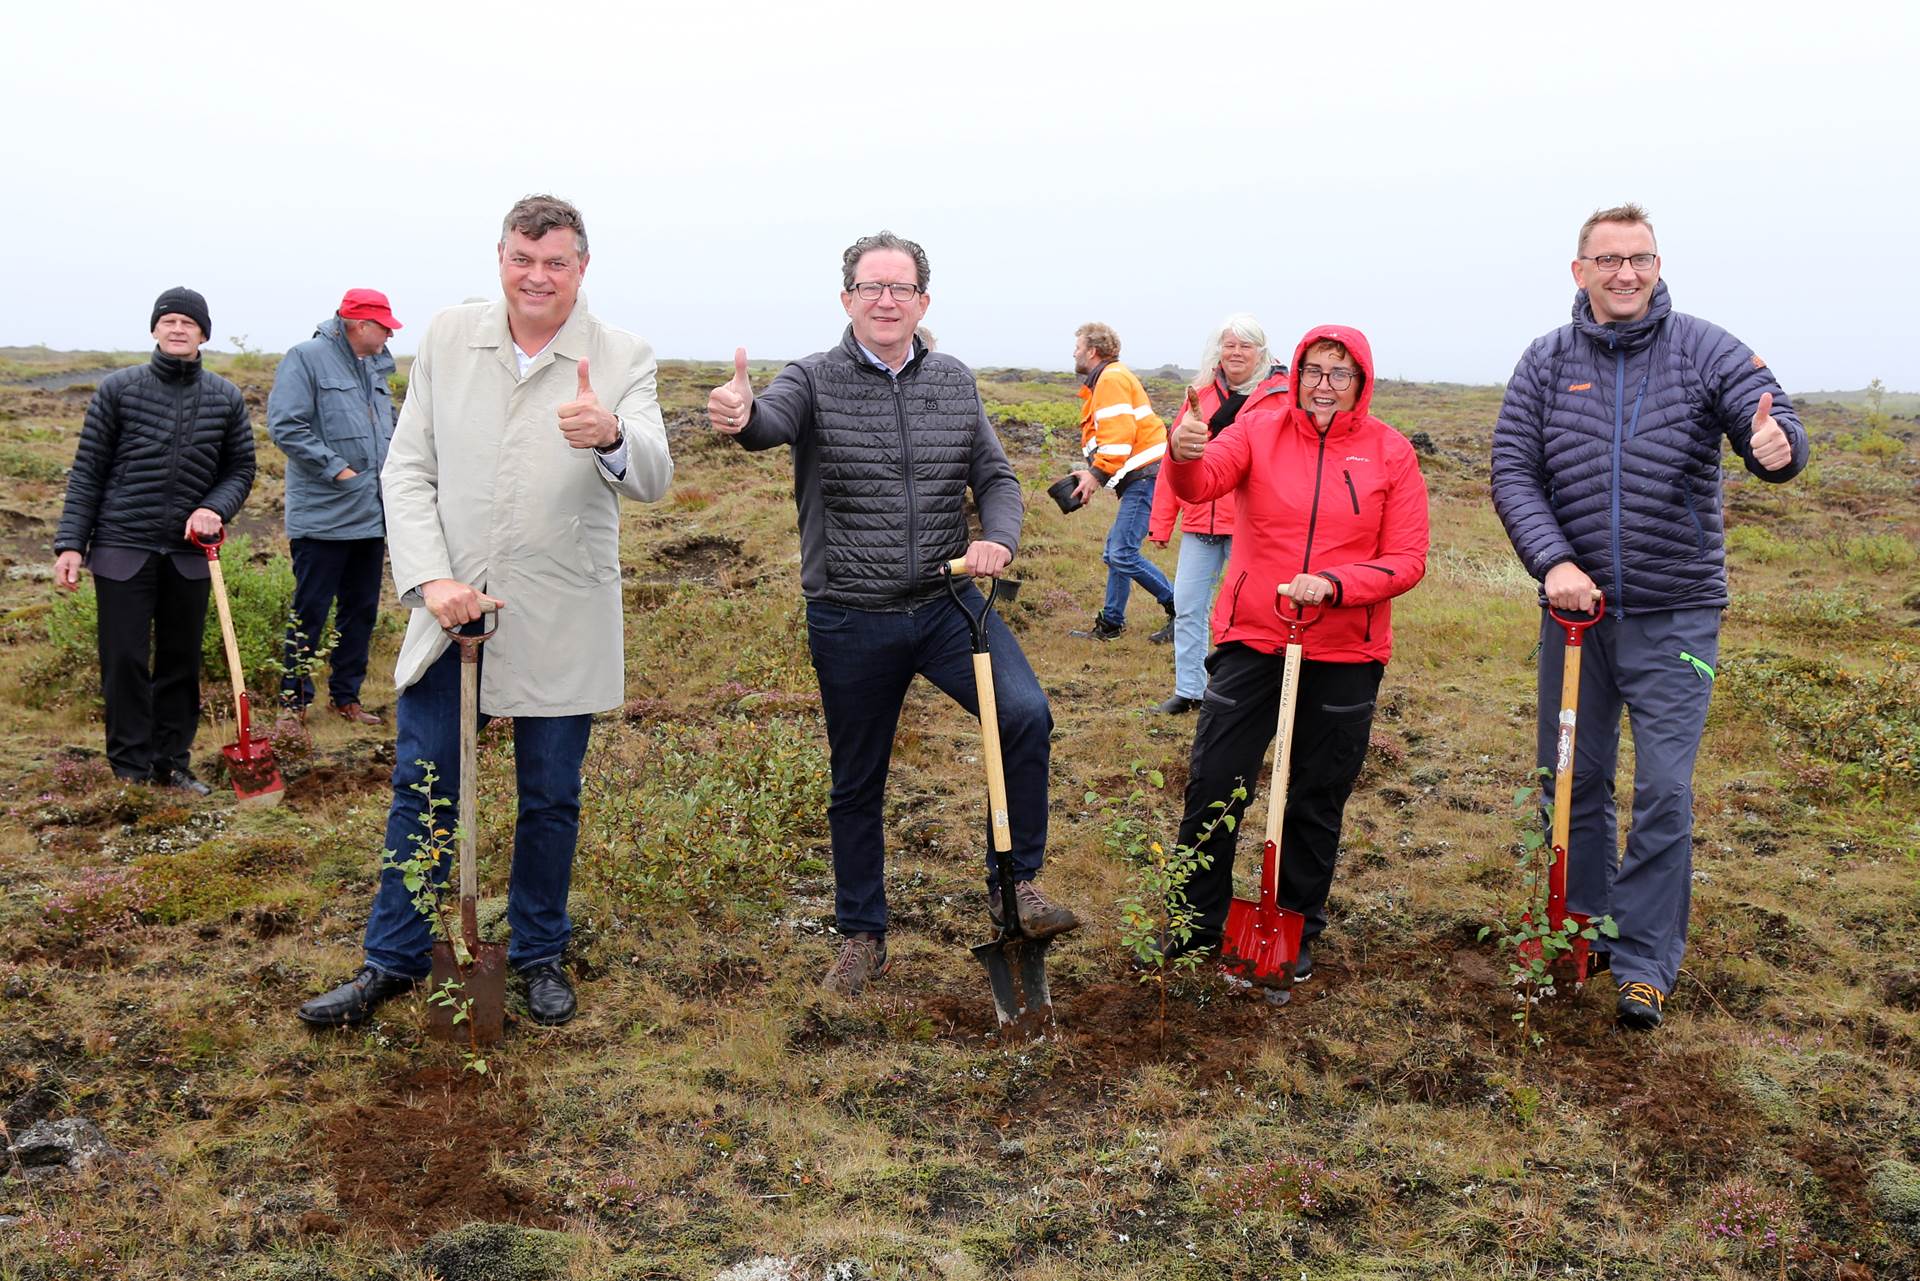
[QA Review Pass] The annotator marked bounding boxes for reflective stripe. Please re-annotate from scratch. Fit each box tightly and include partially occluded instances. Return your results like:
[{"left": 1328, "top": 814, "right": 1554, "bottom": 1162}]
[
  {"left": 1095, "top": 442, "right": 1133, "bottom": 455},
  {"left": 1132, "top": 403, "right": 1154, "bottom": 418},
  {"left": 1093, "top": 402, "right": 1137, "bottom": 421},
  {"left": 1105, "top": 440, "right": 1166, "bottom": 486}
]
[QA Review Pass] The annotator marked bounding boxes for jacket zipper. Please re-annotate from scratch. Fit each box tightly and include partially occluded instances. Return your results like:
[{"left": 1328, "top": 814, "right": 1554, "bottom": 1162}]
[
  {"left": 1299, "top": 428, "right": 1330, "bottom": 573},
  {"left": 1607, "top": 346, "right": 1652, "bottom": 617},
  {"left": 1343, "top": 469, "right": 1359, "bottom": 515},
  {"left": 892, "top": 377, "right": 919, "bottom": 605}
]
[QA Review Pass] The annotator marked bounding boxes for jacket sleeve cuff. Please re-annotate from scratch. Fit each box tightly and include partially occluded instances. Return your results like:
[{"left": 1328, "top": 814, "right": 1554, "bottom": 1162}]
[{"left": 1321, "top": 571, "right": 1345, "bottom": 607}]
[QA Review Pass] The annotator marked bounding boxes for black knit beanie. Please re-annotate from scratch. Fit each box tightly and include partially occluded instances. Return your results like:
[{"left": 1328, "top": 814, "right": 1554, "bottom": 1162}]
[{"left": 150, "top": 287, "right": 211, "bottom": 340}]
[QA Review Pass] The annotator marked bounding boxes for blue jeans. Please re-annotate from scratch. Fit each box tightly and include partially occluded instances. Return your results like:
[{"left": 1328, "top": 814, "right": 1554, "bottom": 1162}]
[
  {"left": 806, "top": 587, "right": 1054, "bottom": 936},
  {"left": 1171, "top": 532, "right": 1231, "bottom": 699},
  {"left": 1099, "top": 473, "right": 1174, "bottom": 627},
  {"left": 361, "top": 641, "right": 592, "bottom": 979},
  {"left": 1535, "top": 607, "right": 1720, "bottom": 993}
]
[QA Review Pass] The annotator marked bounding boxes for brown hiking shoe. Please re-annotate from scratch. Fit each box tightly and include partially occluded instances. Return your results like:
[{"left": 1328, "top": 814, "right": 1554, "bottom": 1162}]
[
  {"left": 820, "top": 933, "right": 889, "bottom": 998},
  {"left": 988, "top": 881, "right": 1081, "bottom": 940}
]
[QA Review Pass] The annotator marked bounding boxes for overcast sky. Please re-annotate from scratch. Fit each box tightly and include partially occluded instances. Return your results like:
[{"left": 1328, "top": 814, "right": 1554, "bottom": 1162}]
[{"left": 5, "top": 1, "right": 1916, "bottom": 390}]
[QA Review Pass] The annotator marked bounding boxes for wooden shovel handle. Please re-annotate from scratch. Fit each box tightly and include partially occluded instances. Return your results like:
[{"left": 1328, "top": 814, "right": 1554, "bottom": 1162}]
[{"left": 1263, "top": 640, "right": 1304, "bottom": 901}]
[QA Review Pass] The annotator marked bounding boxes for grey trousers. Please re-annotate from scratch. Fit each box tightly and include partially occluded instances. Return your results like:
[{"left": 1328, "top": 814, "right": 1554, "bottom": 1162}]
[{"left": 1534, "top": 607, "right": 1721, "bottom": 993}]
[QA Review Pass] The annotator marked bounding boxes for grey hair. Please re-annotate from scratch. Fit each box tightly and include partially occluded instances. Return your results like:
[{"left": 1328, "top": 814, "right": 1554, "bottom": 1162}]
[
  {"left": 841, "top": 231, "right": 930, "bottom": 292},
  {"left": 1578, "top": 202, "right": 1656, "bottom": 256},
  {"left": 1196, "top": 313, "right": 1271, "bottom": 381},
  {"left": 500, "top": 194, "right": 588, "bottom": 257}
]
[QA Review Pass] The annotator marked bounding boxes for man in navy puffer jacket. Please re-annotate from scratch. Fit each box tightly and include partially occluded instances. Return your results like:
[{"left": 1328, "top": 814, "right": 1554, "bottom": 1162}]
[{"left": 1492, "top": 204, "right": 1807, "bottom": 1031}]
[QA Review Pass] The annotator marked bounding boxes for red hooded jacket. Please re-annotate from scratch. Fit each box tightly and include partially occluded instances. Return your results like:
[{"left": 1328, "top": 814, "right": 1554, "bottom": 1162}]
[
  {"left": 1147, "top": 366, "right": 1290, "bottom": 542},
  {"left": 1164, "top": 325, "right": 1429, "bottom": 663}
]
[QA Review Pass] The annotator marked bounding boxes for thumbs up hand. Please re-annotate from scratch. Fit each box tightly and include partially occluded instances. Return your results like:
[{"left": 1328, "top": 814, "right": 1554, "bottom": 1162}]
[
  {"left": 558, "top": 357, "right": 618, "bottom": 450},
  {"left": 1748, "top": 391, "right": 1792, "bottom": 471},
  {"left": 709, "top": 348, "right": 754, "bottom": 435}
]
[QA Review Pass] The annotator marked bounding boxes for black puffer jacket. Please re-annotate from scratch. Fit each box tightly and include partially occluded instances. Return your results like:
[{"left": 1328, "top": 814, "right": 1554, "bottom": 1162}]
[
  {"left": 54, "top": 350, "right": 256, "bottom": 557},
  {"left": 736, "top": 327, "right": 1024, "bottom": 610}
]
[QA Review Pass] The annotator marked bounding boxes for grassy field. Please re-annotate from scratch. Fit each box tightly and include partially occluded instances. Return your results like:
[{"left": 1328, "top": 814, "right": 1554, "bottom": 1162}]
[{"left": 0, "top": 347, "right": 1917, "bottom": 1280}]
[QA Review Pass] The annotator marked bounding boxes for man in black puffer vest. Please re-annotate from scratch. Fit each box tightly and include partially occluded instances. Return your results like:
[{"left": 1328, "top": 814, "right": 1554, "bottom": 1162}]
[
  {"left": 709, "top": 231, "right": 1080, "bottom": 998},
  {"left": 54, "top": 287, "right": 256, "bottom": 793}
]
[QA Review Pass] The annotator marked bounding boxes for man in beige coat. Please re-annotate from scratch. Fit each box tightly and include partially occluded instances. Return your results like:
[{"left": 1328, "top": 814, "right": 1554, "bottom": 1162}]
[{"left": 299, "top": 194, "right": 672, "bottom": 1030}]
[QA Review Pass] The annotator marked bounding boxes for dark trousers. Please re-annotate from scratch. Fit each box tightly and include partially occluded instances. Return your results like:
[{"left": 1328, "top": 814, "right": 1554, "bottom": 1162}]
[
  {"left": 282, "top": 536, "right": 385, "bottom": 708},
  {"left": 805, "top": 589, "right": 1054, "bottom": 937},
  {"left": 93, "top": 557, "right": 211, "bottom": 780},
  {"left": 1535, "top": 607, "right": 1719, "bottom": 993},
  {"left": 1174, "top": 642, "right": 1382, "bottom": 951},
  {"left": 361, "top": 640, "right": 593, "bottom": 979}
]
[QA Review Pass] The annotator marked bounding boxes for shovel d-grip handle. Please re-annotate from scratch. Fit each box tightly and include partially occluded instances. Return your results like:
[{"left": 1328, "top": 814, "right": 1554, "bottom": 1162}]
[
  {"left": 1548, "top": 595, "right": 1605, "bottom": 647},
  {"left": 189, "top": 527, "right": 227, "bottom": 558},
  {"left": 942, "top": 560, "right": 1002, "bottom": 656},
  {"left": 1272, "top": 589, "right": 1325, "bottom": 645}
]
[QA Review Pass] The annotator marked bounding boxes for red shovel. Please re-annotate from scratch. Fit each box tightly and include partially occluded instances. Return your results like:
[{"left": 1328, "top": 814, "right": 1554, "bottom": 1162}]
[
  {"left": 194, "top": 530, "right": 284, "bottom": 807},
  {"left": 1221, "top": 591, "right": 1322, "bottom": 988},
  {"left": 1540, "top": 596, "right": 1605, "bottom": 985}
]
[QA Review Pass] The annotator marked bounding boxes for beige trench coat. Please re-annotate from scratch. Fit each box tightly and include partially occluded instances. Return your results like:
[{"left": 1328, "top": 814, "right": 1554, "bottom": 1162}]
[{"left": 382, "top": 297, "right": 672, "bottom": 715}]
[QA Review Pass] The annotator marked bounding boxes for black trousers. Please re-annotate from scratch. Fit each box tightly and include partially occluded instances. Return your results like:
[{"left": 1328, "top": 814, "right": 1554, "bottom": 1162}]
[
  {"left": 282, "top": 536, "right": 385, "bottom": 707},
  {"left": 1174, "top": 642, "right": 1383, "bottom": 951},
  {"left": 94, "top": 556, "right": 211, "bottom": 780}
]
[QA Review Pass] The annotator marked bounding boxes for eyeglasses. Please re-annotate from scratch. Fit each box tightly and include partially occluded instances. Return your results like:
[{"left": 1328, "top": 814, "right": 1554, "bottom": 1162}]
[
  {"left": 1580, "top": 253, "right": 1657, "bottom": 273},
  {"left": 1298, "top": 364, "right": 1357, "bottom": 390},
  {"left": 851, "top": 281, "right": 922, "bottom": 302}
]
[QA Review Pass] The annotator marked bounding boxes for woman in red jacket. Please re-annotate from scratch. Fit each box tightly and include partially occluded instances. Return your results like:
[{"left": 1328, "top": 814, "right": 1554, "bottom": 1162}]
[
  {"left": 1162, "top": 324, "right": 1429, "bottom": 981},
  {"left": 1145, "top": 314, "right": 1290, "bottom": 715}
]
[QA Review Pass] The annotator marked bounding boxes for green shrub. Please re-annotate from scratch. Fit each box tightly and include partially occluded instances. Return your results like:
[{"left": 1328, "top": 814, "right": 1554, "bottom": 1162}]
[
  {"left": 1842, "top": 533, "right": 1917, "bottom": 573},
  {"left": 1720, "top": 648, "right": 1920, "bottom": 799},
  {"left": 0, "top": 444, "right": 66, "bottom": 483},
  {"left": 575, "top": 717, "right": 829, "bottom": 919},
  {"left": 200, "top": 533, "right": 297, "bottom": 696},
  {"left": 1725, "top": 524, "right": 1792, "bottom": 563},
  {"left": 1836, "top": 428, "right": 1906, "bottom": 460}
]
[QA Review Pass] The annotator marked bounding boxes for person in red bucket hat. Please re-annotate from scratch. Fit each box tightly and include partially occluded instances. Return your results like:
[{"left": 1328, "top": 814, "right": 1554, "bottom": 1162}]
[{"left": 267, "top": 288, "right": 404, "bottom": 725}]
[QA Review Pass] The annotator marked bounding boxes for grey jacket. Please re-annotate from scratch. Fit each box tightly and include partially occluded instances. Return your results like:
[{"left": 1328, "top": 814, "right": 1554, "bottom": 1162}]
[
  {"left": 268, "top": 315, "right": 397, "bottom": 540},
  {"left": 735, "top": 327, "right": 1024, "bottom": 610}
]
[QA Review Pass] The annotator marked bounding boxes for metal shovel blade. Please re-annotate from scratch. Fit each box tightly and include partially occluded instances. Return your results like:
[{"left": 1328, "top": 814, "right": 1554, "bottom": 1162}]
[
  {"left": 1015, "top": 937, "right": 1054, "bottom": 1022},
  {"left": 971, "top": 936, "right": 1023, "bottom": 1028},
  {"left": 427, "top": 938, "right": 507, "bottom": 1046}
]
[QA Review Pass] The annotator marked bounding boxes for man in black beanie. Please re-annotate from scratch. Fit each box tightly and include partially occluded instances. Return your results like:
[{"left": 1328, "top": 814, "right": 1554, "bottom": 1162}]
[{"left": 53, "top": 288, "right": 256, "bottom": 793}]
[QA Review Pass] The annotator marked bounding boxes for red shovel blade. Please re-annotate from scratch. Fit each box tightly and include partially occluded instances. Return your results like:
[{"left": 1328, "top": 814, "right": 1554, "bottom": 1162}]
[
  {"left": 221, "top": 735, "right": 284, "bottom": 807},
  {"left": 1221, "top": 838, "right": 1305, "bottom": 984}
]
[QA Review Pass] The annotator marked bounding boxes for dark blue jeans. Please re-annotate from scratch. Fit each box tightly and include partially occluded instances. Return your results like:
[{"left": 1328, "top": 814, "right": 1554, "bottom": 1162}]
[
  {"left": 282, "top": 536, "right": 385, "bottom": 708},
  {"left": 1100, "top": 473, "right": 1174, "bottom": 627},
  {"left": 806, "top": 587, "right": 1054, "bottom": 936},
  {"left": 361, "top": 640, "right": 592, "bottom": 979}
]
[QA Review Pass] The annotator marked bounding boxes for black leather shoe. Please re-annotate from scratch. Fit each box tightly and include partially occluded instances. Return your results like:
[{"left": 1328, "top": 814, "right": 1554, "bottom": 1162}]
[
  {"left": 1150, "top": 695, "right": 1200, "bottom": 715},
  {"left": 153, "top": 767, "right": 212, "bottom": 798},
  {"left": 297, "top": 965, "right": 417, "bottom": 1027},
  {"left": 1292, "top": 941, "right": 1314, "bottom": 983},
  {"left": 522, "top": 959, "right": 577, "bottom": 1026}
]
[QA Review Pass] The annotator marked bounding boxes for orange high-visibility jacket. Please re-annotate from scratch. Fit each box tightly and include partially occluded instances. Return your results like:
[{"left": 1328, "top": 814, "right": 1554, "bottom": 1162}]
[{"left": 1076, "top": 361, "right": 1167, "bottom": 489}]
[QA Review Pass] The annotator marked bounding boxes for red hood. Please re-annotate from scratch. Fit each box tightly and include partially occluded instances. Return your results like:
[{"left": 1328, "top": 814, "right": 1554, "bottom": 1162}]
[{"left": 1288, "top": 323, "right": 1376, "bottom": 427}]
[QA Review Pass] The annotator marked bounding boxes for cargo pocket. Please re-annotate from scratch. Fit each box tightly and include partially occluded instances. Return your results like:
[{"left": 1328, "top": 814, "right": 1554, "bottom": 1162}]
[{"left": 1295, "top": 699, "right": 1376, "bottom": 793}]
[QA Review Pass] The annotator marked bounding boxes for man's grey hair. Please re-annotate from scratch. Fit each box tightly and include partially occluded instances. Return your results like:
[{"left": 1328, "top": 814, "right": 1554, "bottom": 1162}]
[
  {"left": 501, "top": 194, "right": 588, "bottom": 256},
  {"left": 841, "top": 231, "right": 929, "bottom": 292},
  {"left": 1197, "top": 313, "right": 1271, "bottom": 381},
  {"left": 1577, "top": 202, "right": 1656, "bottom": 256}
]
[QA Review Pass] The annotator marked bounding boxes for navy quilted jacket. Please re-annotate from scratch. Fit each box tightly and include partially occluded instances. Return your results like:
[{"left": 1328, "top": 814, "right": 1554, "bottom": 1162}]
[{"left": 1490, "top": 283, "right": 1807, "bottom": 615}]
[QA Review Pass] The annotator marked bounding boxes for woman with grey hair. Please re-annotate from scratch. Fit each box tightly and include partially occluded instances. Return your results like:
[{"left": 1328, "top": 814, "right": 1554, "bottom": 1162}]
[{"left": 1145, "top": 314, "right": 1289, "bottom": 714}]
